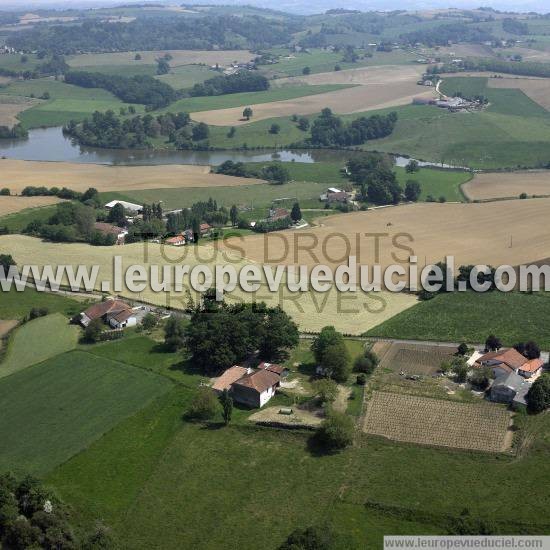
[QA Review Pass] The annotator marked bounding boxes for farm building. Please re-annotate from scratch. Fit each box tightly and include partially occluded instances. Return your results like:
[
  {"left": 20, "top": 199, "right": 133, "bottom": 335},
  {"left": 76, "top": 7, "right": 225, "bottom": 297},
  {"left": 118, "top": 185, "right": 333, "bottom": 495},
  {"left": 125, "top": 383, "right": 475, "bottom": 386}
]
[
  {"left": 475, "top": 348, "right": 543, "bottom": 379},
  {"left": 104, "top": 200, "right": 143, "bottom": 214},
  {"left": 165, "top": 234, "right": 186, "bottom": 247},
  {"left": 93, "top": 222, "right": 128, "bottom": 244},
  {"left": 268, "top": 208, "right": 290, "bottom": 222},
  {"left": 200, "top": 223, "right": 212, "bottom": 236},
  {"left": 211, "top": 365, "right": 282, "bottom": 408},
  {"left": 490, "top": 371, "right": 530, "bottom": 407},
  {"left": 79, "top": 298, "right": 142, "bottom": 329}
]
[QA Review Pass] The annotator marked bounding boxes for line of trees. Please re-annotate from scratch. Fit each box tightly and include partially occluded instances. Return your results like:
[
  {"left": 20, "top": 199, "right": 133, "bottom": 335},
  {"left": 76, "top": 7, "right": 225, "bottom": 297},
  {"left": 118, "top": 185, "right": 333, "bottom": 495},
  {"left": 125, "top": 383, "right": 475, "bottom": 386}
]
[{"left": 428, "top": 58, "right": 550, "bottom": 79}]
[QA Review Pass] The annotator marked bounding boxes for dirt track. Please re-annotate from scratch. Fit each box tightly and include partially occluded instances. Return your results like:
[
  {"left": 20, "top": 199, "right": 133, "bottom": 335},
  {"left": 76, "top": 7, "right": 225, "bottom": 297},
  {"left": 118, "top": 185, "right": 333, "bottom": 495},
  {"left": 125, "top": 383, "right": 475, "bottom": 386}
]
[
  {"left": 0, "top": 159, "right": 264, "bottom": 194},
  {"left": 192, "top": 65, "right": 433, "bottom": 126},
  {"left": 463, "top": 171, "right": 550, "bottom": 200}
]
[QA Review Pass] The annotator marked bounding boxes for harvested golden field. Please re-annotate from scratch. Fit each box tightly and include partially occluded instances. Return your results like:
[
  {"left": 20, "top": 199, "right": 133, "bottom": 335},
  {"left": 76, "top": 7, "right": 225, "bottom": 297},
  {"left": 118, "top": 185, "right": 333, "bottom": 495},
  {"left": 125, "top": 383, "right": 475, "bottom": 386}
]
[
  {"left": 488, "top": 76, "right": 550, "bottom": 110},
  {"left": 463, "top": 171, "right": 550, "bottom": 200},
  {"left": 0, "top": 160, "right": 263, "bottom": 194},
  {"left": 363, "top": 391, "right": 512, "bottom": 452},
  {"left": 0, "top": 196, "right": 63, "bottom": 216},
  {"left": 0, "top": 320, "right": 18, "bottom": 351},
  {"left": 192, "top": 66, "right": 433, "bottom": 126},
  {"left": 0, "top": 235, "right": 416, "bottom": 335},
  {"left": 223, "top": 199, "right": 550, "bottom": 276},
  {"left": 0, "top": 96, "right": 40, "bottom": 127},
  {"left": 67, "top": 50, "right": 253, "bottom": 68}
]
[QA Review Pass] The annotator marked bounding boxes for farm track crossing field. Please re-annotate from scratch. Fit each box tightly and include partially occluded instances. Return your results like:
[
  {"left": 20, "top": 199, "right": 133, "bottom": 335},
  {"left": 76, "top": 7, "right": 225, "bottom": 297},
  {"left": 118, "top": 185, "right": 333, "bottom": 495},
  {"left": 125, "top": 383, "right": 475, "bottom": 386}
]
[
  {"left": 379, "top": 343, "right": 457, "bottom": 376},
  {"left": 0, "top": 313, "right": 80, "bottom": 379},
  {"left": 191, "top": 65, "right": 431, "bottom": 126},
  {"left": 463, "top": 170, "right": 550, "bottom": 200},
  {"left": 364, "top": 391, "right": 512, "bottom": 452},
  {"left": 0, "top": 350, "right": 173, "bottom": 475},
  {"left": 67, "top": 50, "right": 254, "bottom": 69},
  {"left": 0, "top": 159, "right": 264, "bottom": 194},
  {"left": 0, "top": 195, "right": 63, "bottom": 216}
]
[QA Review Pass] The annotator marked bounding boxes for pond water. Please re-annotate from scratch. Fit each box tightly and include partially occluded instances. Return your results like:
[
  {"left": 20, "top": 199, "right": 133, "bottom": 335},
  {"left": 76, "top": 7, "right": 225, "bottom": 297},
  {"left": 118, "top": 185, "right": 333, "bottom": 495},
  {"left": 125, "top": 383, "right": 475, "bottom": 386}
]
[{"left": 0, "top": 126, "right": 466, "bottom": 170}]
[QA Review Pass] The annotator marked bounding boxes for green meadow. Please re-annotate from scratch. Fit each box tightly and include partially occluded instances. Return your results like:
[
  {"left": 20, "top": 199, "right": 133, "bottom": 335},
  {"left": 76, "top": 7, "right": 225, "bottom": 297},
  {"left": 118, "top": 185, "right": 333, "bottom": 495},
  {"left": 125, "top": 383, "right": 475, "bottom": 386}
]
[
  {"left": 0, "top": 349, "right": 172, "bottom": 475},
  {"left": 366, "top": 291, "right": 550, "bottom": 348},
  {"left": 0, "top": 313, "right": 79, "bottom": 379}
]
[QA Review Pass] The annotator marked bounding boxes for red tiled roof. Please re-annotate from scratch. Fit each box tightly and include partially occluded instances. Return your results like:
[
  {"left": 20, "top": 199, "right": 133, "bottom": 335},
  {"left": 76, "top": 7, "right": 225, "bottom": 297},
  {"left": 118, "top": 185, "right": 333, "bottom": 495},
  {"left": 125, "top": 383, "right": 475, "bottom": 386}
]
[
  {"left": 82, "top": 299, "right": 131, "bottom": 321},
  {"left": 478, "top": 348, "right": 527, "bottom": 370},
  {"left": 107, "top": 309, "right": 135, "bottom": 324},
  {"left": 269, "top": 208, "right": 289, "bottom": 221},
  {"left": 212, "top": 366, "right": 248, "bottom": 392},
  {"left": 520, "top": 358, "right": 544, "bottom": 373},
  {"left": 232, "top": 369, "right": 280, "bottom": 393},
  {"left": 165, "top": 235, "right": 185, "bottom": 245},
  {"left": 257, "top": 362, "right": 286, "bottom": 375}
]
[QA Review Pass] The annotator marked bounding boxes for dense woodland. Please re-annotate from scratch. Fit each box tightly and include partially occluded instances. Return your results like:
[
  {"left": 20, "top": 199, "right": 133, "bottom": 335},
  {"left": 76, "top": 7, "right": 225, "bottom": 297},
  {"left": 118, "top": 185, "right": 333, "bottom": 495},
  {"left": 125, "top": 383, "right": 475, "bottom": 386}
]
[
  {"left": 190, "top": 72, "right": 269, "bottom": 97},
  {"left": 6, "top": 16, "right": 301, "bottom": 54},
  {"left": 64, "top": 71, "right": 176, "bottom": 108}
]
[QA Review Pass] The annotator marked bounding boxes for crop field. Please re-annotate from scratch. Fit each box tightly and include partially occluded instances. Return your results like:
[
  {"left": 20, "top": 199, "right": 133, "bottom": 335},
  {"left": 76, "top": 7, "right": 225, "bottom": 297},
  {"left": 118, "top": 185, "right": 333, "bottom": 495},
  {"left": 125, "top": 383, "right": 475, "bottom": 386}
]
[
  {"left": 0, "top": 95, "right": 40, "bottom": 127},
  {"left": 192, "top": 67, "right": 431, "bottom": 126},
  {"left": 488, "top": 76, "right": 550, "bottom": 111},
  {"left": 168, "top": 84, "right": 351, "bottom": 116},
  {"left": 378, "top": 343, "right": 457, "bottom": 376},
  {"left": 156, "top": 64, "right": 214, "bottom": 89},
  {"left": 0, "top": 349, "right": 173, "bottom": 475},
  {"left": 0, "top": 313, "right": 80, "bottom": 379},
  {"left": 222, "top": 199, "right": 550, "bottom": 278},
  {"left": 363, "top": 391, "right": 512, "bottom": 453},
  {"left": 367, "top": 291, "right": 550, "bottom": 348},
  {"left": 67, "top": 49, "right": 254, "bottom": 69},
  {"left": 463, "top": 170, "right": 550, "bottom": 200},
  {"left": 0, "top": 195, "right": 63, "bottom": 216},
  {"left": 0, "top": 159, "right": 263, "bottom": 194},
  {"left": 0, "top": 235, "right": 417, "bottom": 334}
]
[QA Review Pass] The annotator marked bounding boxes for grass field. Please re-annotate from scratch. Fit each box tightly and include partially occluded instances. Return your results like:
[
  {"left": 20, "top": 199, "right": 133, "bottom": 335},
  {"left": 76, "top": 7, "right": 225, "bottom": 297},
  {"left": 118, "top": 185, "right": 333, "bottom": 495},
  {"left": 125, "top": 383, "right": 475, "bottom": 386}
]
[
  {"left": 0, "top": 203, "right": 60, "bottom": 233},
  {"left": 363, "top": 391, "right": 511, "bottom": 453},
  {"left": 0, "top": 287, "right": 88, "bottom": 320},
  {"left": 0, "top": 313, "right": 79, "bottom": 379},
  {"left": 0, "top": 349, "right": 172, "bottom": 474},
  {"left": 366, "top": 291, "right": 550, "bottom": 348},
  {"left": 463, "top": 170, "right": 550, "bottom": 201},
  {"left": 156, "top": 64, "right": 214, "bottom": 89}
]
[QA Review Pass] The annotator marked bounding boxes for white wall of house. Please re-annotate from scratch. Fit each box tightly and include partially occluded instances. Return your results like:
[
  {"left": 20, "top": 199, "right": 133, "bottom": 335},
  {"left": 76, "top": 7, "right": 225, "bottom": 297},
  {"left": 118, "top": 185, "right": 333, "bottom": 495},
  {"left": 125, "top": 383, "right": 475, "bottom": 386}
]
[
  {"left": 259, "top": 385, "right": 276, "bottom": 408},
  {"left": 109, "top": 316, "right": 137, "bottom": 329}
]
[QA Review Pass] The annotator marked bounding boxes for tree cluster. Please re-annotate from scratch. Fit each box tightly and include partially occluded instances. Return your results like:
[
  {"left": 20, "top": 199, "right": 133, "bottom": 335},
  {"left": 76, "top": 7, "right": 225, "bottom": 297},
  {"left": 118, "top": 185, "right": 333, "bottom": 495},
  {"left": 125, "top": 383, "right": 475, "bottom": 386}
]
[
  {"left": 186, "top": 298, "right": 299, "bottom": 375},
  {"left": 65, "top": 71, "right": 176, "bottom": 108},
  {"left": 311, "top": 326, "right": 351, "bottom": 383},
  {"left": 190, "top": 71, "right": 269, "bottom": 97}
]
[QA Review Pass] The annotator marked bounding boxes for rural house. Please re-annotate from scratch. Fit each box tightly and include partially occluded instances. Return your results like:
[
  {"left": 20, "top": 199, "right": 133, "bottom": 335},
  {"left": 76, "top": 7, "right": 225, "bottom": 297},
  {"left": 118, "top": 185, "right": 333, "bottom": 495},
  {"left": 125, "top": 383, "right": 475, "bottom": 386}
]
[
  {"left": 475, "top": 348, "right": 544, "bottom": 380},
  {"left": 231, "top": 369, "right": 281, "bottom": 408},
  {"left": 93, "top": 222, "right": 128, "bottom": 245},
  {"left": 257, "top": 362, "right": 289, "bottom": 378},
  {"left": 490, "top": 371, "right": 530, "bottom": 408},
  {"left": 211, "top": 366, "right": 250, "bottom": 394},
  {"left": 165, "top": 234, "right": 186, "bottom": 247},
  {"left": 79, "top": 298, "right": 139, "bottom": 329}
]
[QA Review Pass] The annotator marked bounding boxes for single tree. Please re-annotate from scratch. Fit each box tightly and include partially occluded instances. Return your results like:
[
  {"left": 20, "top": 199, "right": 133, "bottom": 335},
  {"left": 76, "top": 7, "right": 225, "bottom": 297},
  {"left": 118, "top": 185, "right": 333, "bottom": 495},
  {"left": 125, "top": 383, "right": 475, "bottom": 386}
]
[
  {"left": 313, "top": 378, "right": 338, "bottom": 405},
  {"left": 297, "top": 117, "right": 310, "bottom": 131},
  {"left": 141, "top": 313, "right": 158, "bottom": 331},
  {"left": 316, "top": 410, "right": 354, "bottom": 450},
  {"left": 220, "top": 389, "right": 233, "bottom": 425},
  {"left": 405, "top": 159, "right": 420, "bottom": 173},
  {"left": 164, "top": 316, "right": 186, "bottom": 351},
  {"left": 227, "top": 126, "right": 236, "bottom": 138},
  {"left": 279, "top": 526, "right": 332, "bottom": 550},
  {"left": 524, "top": 341, "right": 541, "bottom": 360},
  {"left": 457, "top": 343, "right": 469, "bottom": 356},
  {"left": 0, "top": 188, "right": 10, "bottom": 196},
  {"left": 187, "top": 387, "right": 220, "bottom": 421},
  {"left": 107, "top": 203, "right": 126, "bottom": 225},
  {"left": 269, "top": 123, "right": 280, "bottom": 134},
  {"left": 485, "top": 334, "right": 502, "bottom": 352},
  {"left": 302, "top": 66, "right": 311, "bottom": 75},
  {"left": 243, "top": 107, "right": 253, "bottom": 120},
  {"left": 527, "top": 373, "right": 550, "bottom": 413},
  {"left": 0, "top": 253, "right": 15, "bottom": 274},
  {"left": 404, "top": 180, "right": 421, "bottom": 202},
  {"left": 83, "top": 319, "right": 103, "bottom": 343},
  {"left": 230, "top": 205, "right": 239, "bottom": 227},
  {"left": 290, "top": 202, "right": 302, "bottom": 223},
  {"left": 353, "top": 350, "right": 379, "bottom": 375}
]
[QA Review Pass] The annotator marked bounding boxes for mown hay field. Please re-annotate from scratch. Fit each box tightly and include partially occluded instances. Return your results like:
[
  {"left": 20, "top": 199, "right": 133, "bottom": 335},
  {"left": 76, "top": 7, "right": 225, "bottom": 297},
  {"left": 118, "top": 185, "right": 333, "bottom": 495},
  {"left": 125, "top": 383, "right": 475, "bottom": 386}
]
[
  {"left": 379, "top": 343, "right": 457, "bottom": 376},
  {"left": 223, "top": 199, "right": 550, "bottom": 278},
  {"left": 191, "top": 65, "right": 432, "bottom": 126},
  {"left": 0, "top": 95, "right": 40, "bottom": 127},
  {"left": 0, "top": 159, "right": 263, "bottom": 194},
  {"left": 0, "top": 235, "right": 417, "bottom": 335},
  {"left": 463, "top": 170, "right": 550, "bottom": 200},
  {"left": 0, "top": 195, "right": 63, "bottom": 216},
  {"left": 364, "top": 391, "right": 512, "bottom": 452},
  {"left": 488, "top": 76, "right": 550, "bottom": 110}
]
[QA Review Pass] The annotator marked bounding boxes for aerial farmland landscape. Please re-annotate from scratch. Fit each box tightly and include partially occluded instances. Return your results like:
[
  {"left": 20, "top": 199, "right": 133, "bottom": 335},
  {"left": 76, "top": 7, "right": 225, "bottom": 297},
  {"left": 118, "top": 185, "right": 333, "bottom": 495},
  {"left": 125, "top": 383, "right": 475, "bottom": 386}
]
[{"left": 0, "top": 1, "right": 550, "bottom": 549}]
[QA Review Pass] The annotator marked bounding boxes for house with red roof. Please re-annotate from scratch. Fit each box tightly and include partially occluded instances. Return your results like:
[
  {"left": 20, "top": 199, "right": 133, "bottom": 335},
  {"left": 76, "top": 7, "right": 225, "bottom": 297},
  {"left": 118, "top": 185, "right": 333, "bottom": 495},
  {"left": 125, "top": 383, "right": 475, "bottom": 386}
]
[
  {"left": 79, "top": 298, "right": 139, "bottom": 329},
  {"left": 475, "top": 348, "right": 544, "bottom": 379}
]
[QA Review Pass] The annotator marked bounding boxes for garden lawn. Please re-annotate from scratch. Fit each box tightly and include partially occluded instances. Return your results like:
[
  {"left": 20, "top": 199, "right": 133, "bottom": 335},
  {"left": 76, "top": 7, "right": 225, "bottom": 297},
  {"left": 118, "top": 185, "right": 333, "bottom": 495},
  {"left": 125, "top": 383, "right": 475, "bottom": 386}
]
[
  {"left": 0, "top": 313, "right": 79, "bottom": 379},
  {"left": 366, "top": 291, "right": 550, "bottom": 348},
  {"left": 0, "top": 349, "right": 173, "bottom": 475}
]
